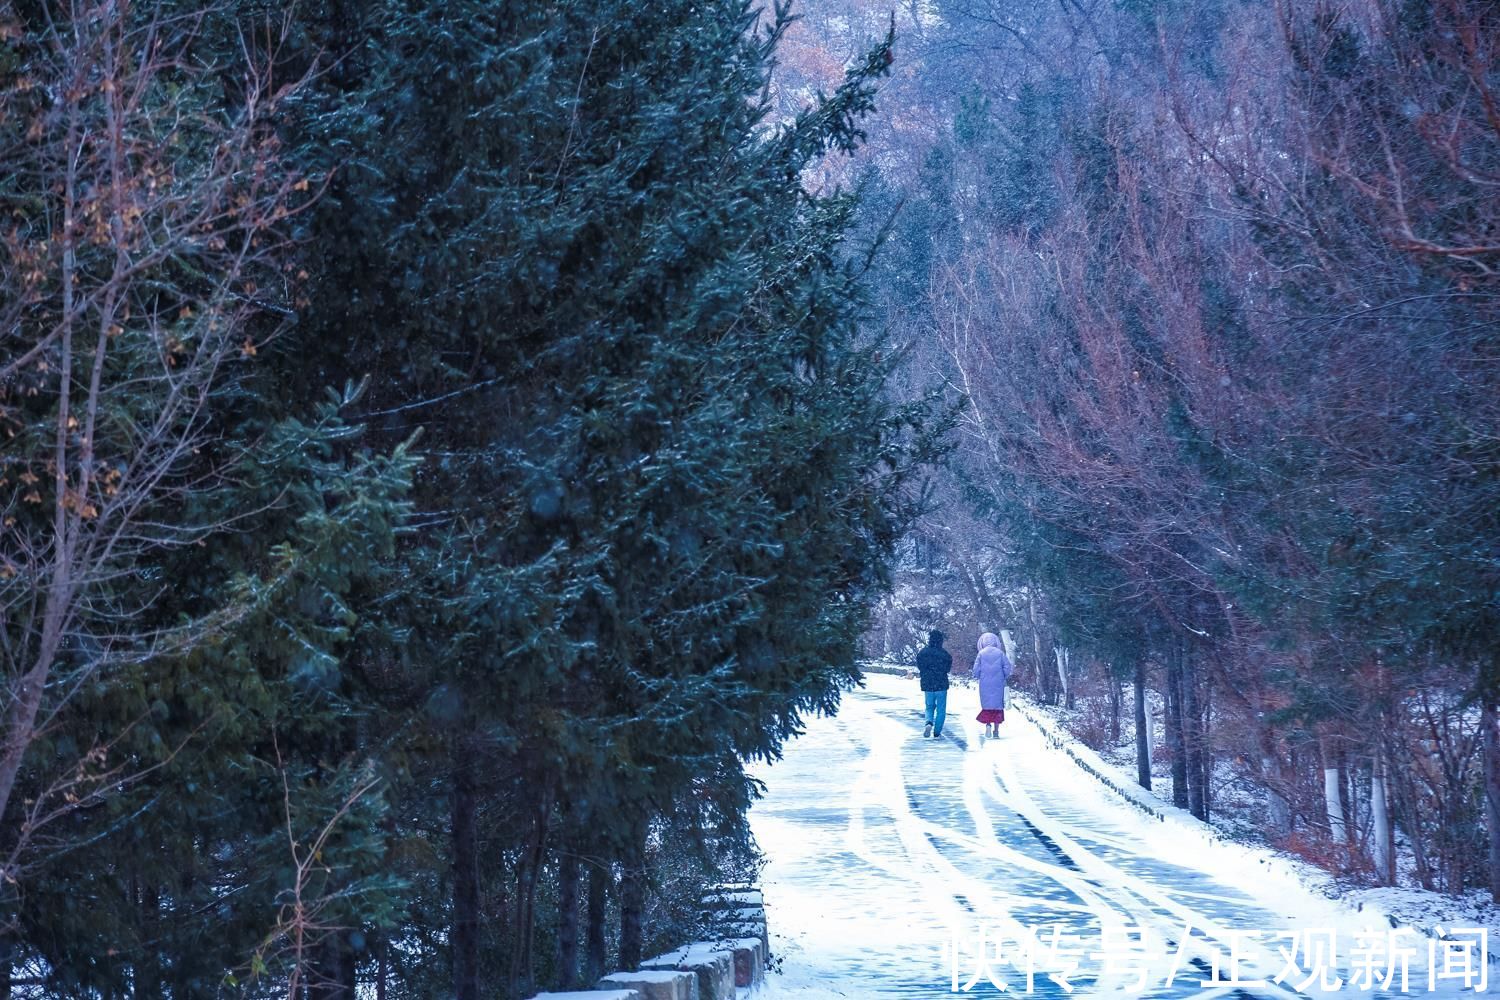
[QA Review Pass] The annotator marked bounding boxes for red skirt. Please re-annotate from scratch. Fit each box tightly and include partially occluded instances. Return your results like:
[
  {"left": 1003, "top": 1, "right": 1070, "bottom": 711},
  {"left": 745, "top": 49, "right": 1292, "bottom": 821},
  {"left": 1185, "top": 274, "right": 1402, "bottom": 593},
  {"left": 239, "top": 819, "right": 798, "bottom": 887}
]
[{"left": 976, "top": 708, "right": 1005, "bottom": 724}]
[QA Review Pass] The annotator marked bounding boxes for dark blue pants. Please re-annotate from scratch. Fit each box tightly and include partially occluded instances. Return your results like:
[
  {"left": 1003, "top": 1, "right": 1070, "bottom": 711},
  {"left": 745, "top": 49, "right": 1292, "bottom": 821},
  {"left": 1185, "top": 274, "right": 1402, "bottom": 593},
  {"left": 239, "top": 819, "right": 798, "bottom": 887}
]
[{"left": 924, "top": 689, "right": 947, "bottom": 736}]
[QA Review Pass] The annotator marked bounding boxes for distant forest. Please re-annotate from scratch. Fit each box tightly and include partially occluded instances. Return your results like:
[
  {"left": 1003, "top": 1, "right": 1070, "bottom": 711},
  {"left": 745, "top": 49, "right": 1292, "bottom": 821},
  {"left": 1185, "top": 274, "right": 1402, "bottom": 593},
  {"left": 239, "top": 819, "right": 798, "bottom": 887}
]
[{"left": 801, "top": 0, "right": 1500, "bottom": 914}]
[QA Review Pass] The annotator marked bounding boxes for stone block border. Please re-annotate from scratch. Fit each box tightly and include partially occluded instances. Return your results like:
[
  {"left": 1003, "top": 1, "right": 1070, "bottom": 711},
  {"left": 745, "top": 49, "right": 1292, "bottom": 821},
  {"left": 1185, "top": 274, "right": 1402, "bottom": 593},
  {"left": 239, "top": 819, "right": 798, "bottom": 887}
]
[{"left": 528, "top": 885, "right": 769, "bottom": 1000}]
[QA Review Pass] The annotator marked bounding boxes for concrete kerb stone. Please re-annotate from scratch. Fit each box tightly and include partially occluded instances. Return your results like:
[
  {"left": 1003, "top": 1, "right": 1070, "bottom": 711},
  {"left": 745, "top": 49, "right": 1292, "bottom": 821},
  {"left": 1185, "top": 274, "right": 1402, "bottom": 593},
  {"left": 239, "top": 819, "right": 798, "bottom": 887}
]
[
  {"left": 702, "top": 889, "right": 763, "bottom": 910},
  {"left": 723, "top": 906, "right": 763, "bottom": 921},
  {"left": 719, "top": 936, "right": 764, "bottom": 987},
  {"left": 701, "top": 894, "right": 769, "bottom": 960},
  {"left": 716, "top": 916, "right": 768, "bottom": 960},
  {"left": 698, "top": 887, "right": 771, "bottom": 983},
  {"left": 641, "top": 944, "right": 735, "bottom": 1000},
  {"left": 597, "top": 969, "right": 698, "bottom": 1000},
  {"left": 530, "top": 886, "right": 769, "bottom": 1000},
  {"left": 706, "top": 882, "right": 757, "bottom": 895}
]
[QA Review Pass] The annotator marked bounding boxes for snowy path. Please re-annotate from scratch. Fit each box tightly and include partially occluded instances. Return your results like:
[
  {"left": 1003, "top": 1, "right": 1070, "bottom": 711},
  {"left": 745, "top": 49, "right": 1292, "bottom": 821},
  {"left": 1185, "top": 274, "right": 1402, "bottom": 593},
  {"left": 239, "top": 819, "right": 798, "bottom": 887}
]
[{"left": 747, "top": 674, "right": 1484, "bottom": 1000}]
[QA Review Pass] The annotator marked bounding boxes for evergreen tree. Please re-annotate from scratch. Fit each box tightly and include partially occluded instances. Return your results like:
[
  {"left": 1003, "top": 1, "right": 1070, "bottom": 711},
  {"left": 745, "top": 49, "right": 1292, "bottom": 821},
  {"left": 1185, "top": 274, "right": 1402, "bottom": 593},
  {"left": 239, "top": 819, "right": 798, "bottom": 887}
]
[
  {"left": 1, "top": 1, "right": 934, "bottom": 992},
  {"left": 0, "top": 4, "right": 415, "bottom": 993},
  {"left": 281, "top": 0, "right": 930, "bottom": 993}
]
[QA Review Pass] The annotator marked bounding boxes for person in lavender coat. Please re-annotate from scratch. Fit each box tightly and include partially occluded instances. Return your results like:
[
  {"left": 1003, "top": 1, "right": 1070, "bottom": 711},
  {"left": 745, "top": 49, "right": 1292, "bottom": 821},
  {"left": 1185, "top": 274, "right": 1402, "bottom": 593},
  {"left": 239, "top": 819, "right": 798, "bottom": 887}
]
[{"left": 973, "top": 632, "right": 1012, "bottom": 738}]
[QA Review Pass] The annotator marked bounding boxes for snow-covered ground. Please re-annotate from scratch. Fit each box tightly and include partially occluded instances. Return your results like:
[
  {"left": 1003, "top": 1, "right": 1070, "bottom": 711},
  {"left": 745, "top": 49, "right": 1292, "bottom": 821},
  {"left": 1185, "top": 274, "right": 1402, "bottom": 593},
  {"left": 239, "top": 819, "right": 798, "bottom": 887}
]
[
  {"left": 745, "top": 673, "right": 1492, "bottom": 998},
  {"left": 1021, "top": 692, "right": 1500, "bottom": 954}
]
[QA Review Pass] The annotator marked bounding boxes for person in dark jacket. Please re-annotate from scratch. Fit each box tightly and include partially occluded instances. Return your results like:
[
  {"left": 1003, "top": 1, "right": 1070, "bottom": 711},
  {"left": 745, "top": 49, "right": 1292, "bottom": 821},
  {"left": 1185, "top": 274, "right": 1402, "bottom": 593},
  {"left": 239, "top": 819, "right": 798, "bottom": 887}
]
[{"left": 915, "top": 630, "right": 953, "bottom": 738}]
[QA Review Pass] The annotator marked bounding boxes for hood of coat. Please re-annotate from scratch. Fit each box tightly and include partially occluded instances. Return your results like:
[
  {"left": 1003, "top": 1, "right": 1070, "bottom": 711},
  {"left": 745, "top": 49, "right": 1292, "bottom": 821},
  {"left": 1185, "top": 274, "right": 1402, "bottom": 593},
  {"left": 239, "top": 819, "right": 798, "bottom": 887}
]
[{"left": 977, "top": 632, "right": 1001, "bottom": 652}]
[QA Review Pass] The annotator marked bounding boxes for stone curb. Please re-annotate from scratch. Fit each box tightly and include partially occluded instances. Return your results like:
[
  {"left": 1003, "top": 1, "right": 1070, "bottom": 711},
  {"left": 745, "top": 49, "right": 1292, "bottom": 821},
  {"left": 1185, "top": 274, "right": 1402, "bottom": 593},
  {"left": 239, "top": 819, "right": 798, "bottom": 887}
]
[
  {"left": 528, "top": 886, "right": 769, "bottom": 1000},
  {"left": 597, "top": 969, "right": 697, "bottom": 1000},
  {"left": 642, "top": 945, "right": 734, "bottom": 1000}
]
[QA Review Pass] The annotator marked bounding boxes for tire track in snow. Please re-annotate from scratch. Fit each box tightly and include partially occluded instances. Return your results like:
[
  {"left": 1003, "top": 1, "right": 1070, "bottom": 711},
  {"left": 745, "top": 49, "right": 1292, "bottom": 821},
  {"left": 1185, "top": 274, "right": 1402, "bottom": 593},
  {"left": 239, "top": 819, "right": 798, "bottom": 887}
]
[
  {"left": 752, "top": 678, "right": 1439, "bottom": 998},
  {"left": 838, "top": 695, "right": 1190, "bottom": 996}
]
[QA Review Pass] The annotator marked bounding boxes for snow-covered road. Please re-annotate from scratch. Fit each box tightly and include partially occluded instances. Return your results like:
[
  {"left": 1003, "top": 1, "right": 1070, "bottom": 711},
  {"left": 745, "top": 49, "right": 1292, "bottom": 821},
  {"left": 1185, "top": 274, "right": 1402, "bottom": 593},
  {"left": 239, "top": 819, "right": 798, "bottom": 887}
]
[{"left": 747, "top": 673, "right": 1486, "bottom": 999}]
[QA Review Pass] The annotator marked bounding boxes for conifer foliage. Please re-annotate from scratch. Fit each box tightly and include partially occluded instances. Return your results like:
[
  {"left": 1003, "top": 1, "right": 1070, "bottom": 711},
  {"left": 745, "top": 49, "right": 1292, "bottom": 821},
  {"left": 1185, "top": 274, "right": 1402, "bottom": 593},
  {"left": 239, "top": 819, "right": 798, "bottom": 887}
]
[{"left": 0, "top": 0, "right": 926, "bottom": 996}]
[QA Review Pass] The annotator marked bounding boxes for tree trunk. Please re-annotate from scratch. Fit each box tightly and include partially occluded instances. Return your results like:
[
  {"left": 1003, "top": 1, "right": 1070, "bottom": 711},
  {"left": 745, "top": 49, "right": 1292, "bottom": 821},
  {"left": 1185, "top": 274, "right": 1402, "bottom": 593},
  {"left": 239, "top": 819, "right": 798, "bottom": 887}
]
[
  {"left": 1321, "top": 736, "right": 1347, "bottom": 847},
  {"left": 508, "top": 783, "right": 555, "bottom": 999},
  {"left": 954, "top": 557, "right": 1004, "bottom": 627},
  {"left": 143, "top": 881, "right": 163, "bottom": 1000},
  {"left": 1371, "top": 751, "right": 1393, "bottom": 884},
  {"left": 1337, "top": 745, "right": 1355, "bottom": 848},
  {"left": 1255, "top": 710, "right": 1291, "bottom": 838},
  {"left": 556, "top": 851, "right": 581, "bottom": 989},
  {"left": 338, "top": 945, "right": 356, "bottom": 999},
  {"left": 586, "top": 862, "right": 609, "bottom": 983},
  {"left": 999, "top": 630, "right": 1020, "bottom": 695},
  {"left": 1133, "top": 661, "right": 1151, "bottom": 790},
  {"left": 1055, "top": 647, "right": 1074, "bottom": 710},
  {"left": 1029, "top": 595, "right": 1056, "bottom": 705},
  {"left": 0, "top": 930, "right": 12, "bottom": 1000},
  {"left": 1198, "top": 673, "right": 1212, "bottom": 822},
  {"left": 1108, "top": 668, "right": 1121, "bottom": 744},
  {"left": 172, "top": 862, "right": 198, "bottom": 999},
  {"left": 451, "top": 749, "right": 480, "bottom": 1000},
  {"left": 1484, "top": 698, "right": 1500, "bottom": 902},
  {"left": 1263, "top": 749, "right": 1292, "bottom": 838},
  {"left": 0, "top": 636, "right": 64, "bottom": 838},
  {"left": 1164, "top": 650, "right": 1188, "bottom": 809},
  {"left": 1143, "top": 690, "right": 1155, "bottom": 770},
  {"left": 306, "top": 938, "right": 355, "bottom": 1000},
  {"left": 1183, "top": 651, "right": 1206, "bottom": 821},
  {"left": 1393, "top": 756, "right": 1433, "bottom": 890},
  {"left": 618, "top": 820, "right": 647, "bottom": 971}
]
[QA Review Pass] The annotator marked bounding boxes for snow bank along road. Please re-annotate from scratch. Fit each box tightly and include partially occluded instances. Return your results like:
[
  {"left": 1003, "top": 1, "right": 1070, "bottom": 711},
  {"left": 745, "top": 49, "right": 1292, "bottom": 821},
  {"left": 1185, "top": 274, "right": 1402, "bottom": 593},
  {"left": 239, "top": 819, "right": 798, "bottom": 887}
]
[{"left": 747, "top": 673, "right": 1487, "bottom": 1000}]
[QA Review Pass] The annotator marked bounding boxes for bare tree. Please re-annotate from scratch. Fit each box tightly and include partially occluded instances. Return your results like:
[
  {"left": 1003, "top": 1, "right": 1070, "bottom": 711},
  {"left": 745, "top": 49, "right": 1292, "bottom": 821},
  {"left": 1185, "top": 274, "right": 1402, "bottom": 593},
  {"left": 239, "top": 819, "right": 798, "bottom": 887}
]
[
  {"left": 241, "top": 737, "right": 381, "bottom": 1000},
  {"left": 0, "top": 0, "right": 311, "bottom": 878}
]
